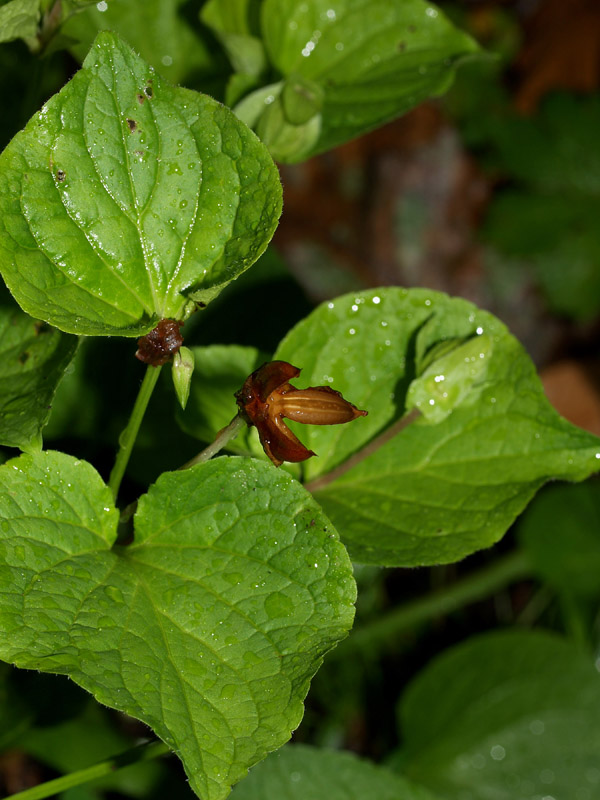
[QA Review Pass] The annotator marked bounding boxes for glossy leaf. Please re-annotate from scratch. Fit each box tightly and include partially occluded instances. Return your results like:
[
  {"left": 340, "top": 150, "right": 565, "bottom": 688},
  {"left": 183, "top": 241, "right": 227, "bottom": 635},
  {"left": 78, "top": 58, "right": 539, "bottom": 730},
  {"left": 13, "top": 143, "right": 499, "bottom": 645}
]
[
  {"left": 238, "top": 0, "right": 479, "bottom": 162},
  {"left": 0, "top": 32, "right": 282, "bottom": 336},
  {"left": 0, "top": 0, "right": 39, "bottom": 45},
  {"left": 230, "top": 743, "right": 437, "bottom": 800},
  {"left": 0, "top": 301, "right": 77, "bottom": 451},
  {"left": 0, "top": 451, "right": 355, "bottom": 800},
  {"left": 399, "top": 631, "right": 600, "bottom": 800},
  {"left": 274, "top": 287, "right": 600, "bottom": 566}
]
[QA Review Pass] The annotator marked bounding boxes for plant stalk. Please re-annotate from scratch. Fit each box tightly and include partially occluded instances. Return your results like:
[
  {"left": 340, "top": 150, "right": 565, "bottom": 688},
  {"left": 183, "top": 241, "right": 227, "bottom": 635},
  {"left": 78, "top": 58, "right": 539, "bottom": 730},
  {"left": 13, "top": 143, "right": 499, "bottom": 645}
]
[
  {"left": 108, "top": 365, "right": 162, "bottom": 501},
  {"left": 305, "top": 408, "right": 421, "bottom": 493},
  {"left": 179, "top": 414, "right": 246, "bottom": 470},
  {"left": 3, "top": 741, "right": 170, "bottom": 800}
]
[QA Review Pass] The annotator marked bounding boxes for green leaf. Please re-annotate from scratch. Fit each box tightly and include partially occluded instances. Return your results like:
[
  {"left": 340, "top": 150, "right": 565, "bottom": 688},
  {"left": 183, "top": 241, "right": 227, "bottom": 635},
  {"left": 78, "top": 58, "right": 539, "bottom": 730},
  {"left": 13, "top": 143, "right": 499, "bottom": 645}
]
[
  {"left": 202, "top": 0, "right": 266, "bottom": 77},
  {"left": 176, "top": 344, "right": 266, "bottom": 455},
  {"left": 0, "top": 451, "right": 355, "bottom": 800},
  {"left": 249, "top": 0, "right": 479, "bottom": 161},
  {"left": 230, "top": 743, "right": 437, "bottom": 799},
  {"left": 517, "top": 482, "right": 600, "bottom": 599},
  {"left": 0, "top": 301, "right": 77, "bottom": 451},
  {"left": 274, "top": 287, "right": 600, "bottom": 566},
  {"left": 62, "top": 0, "right": 220, "bottom": 85},
  {"left": 406, "top": 334, "right": 493, "bottom": 424},
  {"left": 201, "top": 0, "right": 262, "bottom": 40},
  {"left": 254, "top": 88, "right": 322, "bottom": 163},
  {"left": 399, "top": 630, "right": 600, "bottom": 800},
  {"left": 0, "top": 0, "right": 39, "bottom": 44},
  {"left": 0, "top": 31, "right": 282, "bottom": 336}
]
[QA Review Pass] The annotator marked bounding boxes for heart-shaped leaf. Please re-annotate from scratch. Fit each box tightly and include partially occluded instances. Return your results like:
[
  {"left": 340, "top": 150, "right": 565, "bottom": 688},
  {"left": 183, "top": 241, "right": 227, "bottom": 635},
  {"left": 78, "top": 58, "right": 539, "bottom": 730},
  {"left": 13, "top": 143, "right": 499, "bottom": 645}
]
[
  {"left": 274, "top": 287, "right": 600, "bottom": 566},
  {"left": 0, "top": 31, "right": 282, "bottom": 336},
  {"left": 0, "top": 299, "right": 77, "bottom": 452},
  {"left": 0, "top": 451, "right": 355, "bottom": 800}
]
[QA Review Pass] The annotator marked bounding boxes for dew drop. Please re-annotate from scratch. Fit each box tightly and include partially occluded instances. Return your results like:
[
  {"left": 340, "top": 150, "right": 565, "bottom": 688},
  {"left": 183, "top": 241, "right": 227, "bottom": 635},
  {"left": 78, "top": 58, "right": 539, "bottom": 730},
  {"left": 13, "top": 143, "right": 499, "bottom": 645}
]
[{"left": 104, "top": 585, "right": 124, "bottom": 604}]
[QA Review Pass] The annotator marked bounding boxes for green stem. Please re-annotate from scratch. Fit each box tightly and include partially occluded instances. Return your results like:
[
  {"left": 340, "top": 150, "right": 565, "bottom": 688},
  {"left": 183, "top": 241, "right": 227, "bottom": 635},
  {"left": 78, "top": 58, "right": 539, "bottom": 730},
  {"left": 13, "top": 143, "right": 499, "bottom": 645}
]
[
  {"left": 108, "top": 365, "right": 162, "bottom": 502},
  {"left": 305, "top": 409, "right": 421, "bottom": 493},
  {"left": 4, "top": 741, "right": 170, "bottom": 800},
  {"left": 179, "top": 414, "right": 246, "bottom": 470},
  {"left": 337, "top": 549, "right": 532, "bottom": 657}
]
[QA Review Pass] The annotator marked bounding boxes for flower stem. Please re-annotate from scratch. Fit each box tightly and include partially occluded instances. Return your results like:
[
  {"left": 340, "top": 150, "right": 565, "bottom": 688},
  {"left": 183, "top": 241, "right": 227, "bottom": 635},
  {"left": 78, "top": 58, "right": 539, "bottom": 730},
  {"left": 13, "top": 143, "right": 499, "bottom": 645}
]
[
  {"left": 108, "top": 365, "right": 162, "bottom": 502},
  {"left": 179, "top": 415, "right": 246, "bottom": 470},
  {"left": 5, "top": 741, "right": 170, "bottom": 800},
  {"left": 305, "top": 408, "right": 421, "bottom": 493}
]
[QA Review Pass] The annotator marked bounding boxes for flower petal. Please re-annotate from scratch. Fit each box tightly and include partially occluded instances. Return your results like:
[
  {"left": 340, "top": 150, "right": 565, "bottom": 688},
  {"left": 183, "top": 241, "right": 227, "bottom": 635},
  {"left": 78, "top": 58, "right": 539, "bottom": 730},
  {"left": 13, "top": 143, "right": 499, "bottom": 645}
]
[
  {"left": 277, "top": 386, "right": 368, "bottom": 425},
  {"left": 254, "top": 411, "right": 315, "bottom": 467}
]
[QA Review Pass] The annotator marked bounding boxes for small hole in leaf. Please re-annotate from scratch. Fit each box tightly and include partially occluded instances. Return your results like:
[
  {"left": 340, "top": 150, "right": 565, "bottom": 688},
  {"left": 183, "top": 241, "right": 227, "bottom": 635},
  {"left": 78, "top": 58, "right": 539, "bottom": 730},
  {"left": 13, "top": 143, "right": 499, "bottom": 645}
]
[
  {"left": 56, "top": 169, "right": 65, "bottom": 182},
  {"left": 126, "top": 118, "right": 137, "bottom": 132},
  {"left": 18, "top": 351, "right": 30, "bottom": 364},
  {"left": 137, "top": 93, "right": 145, "bottom": 104},
  {"left": 144, "top": 83, "right": 153, "bottom": 98}
]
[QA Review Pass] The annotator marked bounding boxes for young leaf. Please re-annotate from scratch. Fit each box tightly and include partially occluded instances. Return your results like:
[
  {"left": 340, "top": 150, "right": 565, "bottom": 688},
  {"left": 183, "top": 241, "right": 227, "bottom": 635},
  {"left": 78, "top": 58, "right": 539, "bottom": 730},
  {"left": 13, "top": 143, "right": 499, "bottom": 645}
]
[
  {"left": 230, "top": 743, "right": 437, "bottom": 800},
  {"left": 0, "top": 451, "right": 355, "bottom": 800},
  {"left": 0, "top": 31, "right": 282, "bottom": 336},
  {"left": 241, "top": 0, "right": 479, "bottom": 161},
  {"left": 398, "top": 630, "right": 600, "bottom": 800},
  {"left": 274, "top": 287, "right": 600, "bottom": 566},
  {"left": 0, "top": 301, "right": 77, "bottom": 452}
]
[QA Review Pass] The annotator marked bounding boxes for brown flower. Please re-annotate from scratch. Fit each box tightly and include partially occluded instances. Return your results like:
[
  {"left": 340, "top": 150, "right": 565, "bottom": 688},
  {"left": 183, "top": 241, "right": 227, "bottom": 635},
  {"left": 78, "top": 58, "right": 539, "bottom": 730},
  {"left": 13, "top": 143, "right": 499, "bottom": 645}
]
[{"left": 235, "top": 361, "right": 368, "bottom": 467}]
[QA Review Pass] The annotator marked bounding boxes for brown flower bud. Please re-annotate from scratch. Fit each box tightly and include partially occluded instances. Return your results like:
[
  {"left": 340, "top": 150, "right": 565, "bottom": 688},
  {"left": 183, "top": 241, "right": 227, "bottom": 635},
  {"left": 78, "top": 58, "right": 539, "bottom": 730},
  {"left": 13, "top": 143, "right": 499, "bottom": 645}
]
[
  {"left": 235, "top": 360, "right": 367, "bottom": 467},
  {"left": 135, "top": 319, "right": 183, "bottom": 366}
]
